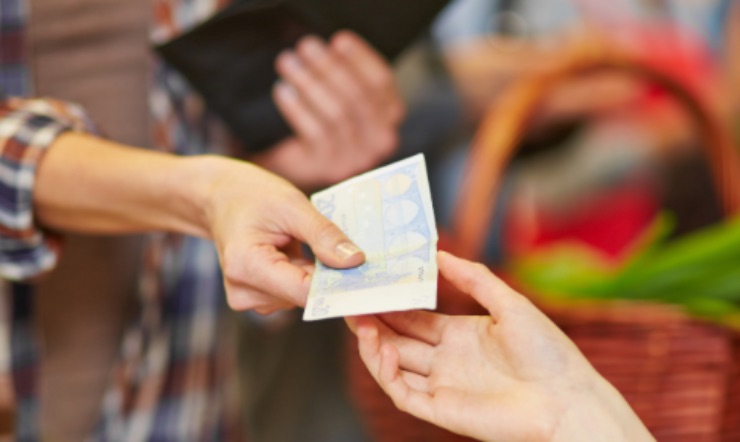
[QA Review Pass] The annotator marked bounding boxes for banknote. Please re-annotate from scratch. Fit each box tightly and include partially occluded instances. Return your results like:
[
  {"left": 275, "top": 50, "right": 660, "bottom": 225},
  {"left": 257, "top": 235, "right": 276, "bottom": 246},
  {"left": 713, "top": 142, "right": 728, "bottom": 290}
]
[{"left": 303, "top": 154, "right": 438, "bottom": 321}]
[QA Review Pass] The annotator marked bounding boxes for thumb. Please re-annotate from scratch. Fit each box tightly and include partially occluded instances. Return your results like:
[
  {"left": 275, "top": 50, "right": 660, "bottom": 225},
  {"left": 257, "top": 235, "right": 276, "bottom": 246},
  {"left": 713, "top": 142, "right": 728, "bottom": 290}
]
[
  {"left": 289, "top": 201, "right": 365, "bottom": 269},
  {"left": 438, "top": 251, "right": 512, "bottom": 319}
]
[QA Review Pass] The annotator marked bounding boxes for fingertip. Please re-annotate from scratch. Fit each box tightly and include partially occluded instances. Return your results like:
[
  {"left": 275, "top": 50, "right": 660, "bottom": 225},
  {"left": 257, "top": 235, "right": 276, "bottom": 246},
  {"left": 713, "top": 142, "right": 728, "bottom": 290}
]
[
  {"left": 275, "top": 50, "right": 290, "bottom": 69},
  {"left": 343, "top": 250, "right": 366, "bottom": 268},
  {"left": 331, "top": 30, "right": 357, "bottom": 54},
  {"left": 356, "top": 316, "right": 376, "bottom": 336},
  {"left": 438, "top": 250, "right": 489, "bottom": 281},
  {"left": 275, "top": 50, "right": 301, "bottom": 74},
  {"left": 436, "top": 251, "right": 489, "bottom": 301},
  {"left": 357, "top": 318, "right": 381, "bottom": 361},
  {"left": 344, "top": 316, "right": 358, "bottom": 334},
  {"left": 296, "top": 34, "right": 330, "bottom": 62},
  {"left": 356, "top": 317, "right": 371, "bottom": 338},
  {"left": 438, "top": 250, "right": 465, "bottom": 264},
  {"left": 437, "top": 250, "right": 462, "bottom": 277},
  {"left": 298, "top": 33, "right": 324, "bottom": 48}
]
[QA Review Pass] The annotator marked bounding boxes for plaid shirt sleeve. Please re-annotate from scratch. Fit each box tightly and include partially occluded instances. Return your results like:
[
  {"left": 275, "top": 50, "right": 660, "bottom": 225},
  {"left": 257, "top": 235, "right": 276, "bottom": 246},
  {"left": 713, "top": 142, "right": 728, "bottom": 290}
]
[{"left": 0, "top": 97, "right": 96, "bottom": 280}]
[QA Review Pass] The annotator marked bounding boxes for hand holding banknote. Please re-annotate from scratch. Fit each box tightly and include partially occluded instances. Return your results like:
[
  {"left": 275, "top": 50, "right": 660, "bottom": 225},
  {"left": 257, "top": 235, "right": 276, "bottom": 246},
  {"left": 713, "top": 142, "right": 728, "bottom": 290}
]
[
  {"left": 201, "top": 158, "right": 365, "bottom": 314},
  {"left": 304, "top": 154, "right": 438, "bottom": 321},
  {"left": 349, "top": 252, "right": 654, "bottom": 442}
]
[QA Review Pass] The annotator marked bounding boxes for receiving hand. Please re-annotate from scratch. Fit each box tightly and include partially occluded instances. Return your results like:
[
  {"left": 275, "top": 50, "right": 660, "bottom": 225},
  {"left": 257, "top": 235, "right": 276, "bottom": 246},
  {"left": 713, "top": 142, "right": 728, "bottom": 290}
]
[
  {"left": 252, "top": 31, "right": 405, "bottom": 190},
  {"left": 350, "top": 251, "right": 653, "bottom": 442}
]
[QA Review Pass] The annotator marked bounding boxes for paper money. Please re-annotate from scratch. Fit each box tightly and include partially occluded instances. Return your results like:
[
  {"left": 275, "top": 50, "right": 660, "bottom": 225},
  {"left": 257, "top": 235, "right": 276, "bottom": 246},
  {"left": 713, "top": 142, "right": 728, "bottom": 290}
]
[{"left": 303, "top": 154, "right": 438, "bottom": 321}]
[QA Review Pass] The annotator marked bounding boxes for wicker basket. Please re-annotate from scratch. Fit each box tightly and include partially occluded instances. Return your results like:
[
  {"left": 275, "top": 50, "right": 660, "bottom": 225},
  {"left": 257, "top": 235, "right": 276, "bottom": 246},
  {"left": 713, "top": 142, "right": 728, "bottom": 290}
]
[{"left": 346, "top": 44, "right": 740, "bottom": 441}]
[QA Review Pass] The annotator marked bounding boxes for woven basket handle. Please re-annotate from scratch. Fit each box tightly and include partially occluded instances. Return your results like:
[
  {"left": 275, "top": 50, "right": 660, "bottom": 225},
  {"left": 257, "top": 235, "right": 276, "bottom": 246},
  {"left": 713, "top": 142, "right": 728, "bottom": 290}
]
[{"left": 450, "top": 47, "right": 740, "bottom": 261}]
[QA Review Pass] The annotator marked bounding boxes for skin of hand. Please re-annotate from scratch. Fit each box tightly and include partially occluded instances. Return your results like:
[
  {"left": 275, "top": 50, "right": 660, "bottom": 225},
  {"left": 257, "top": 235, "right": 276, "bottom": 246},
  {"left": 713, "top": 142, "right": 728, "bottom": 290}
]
[
  {"left": 348, "top": 251, "right": 655, "bottom": 442},
  {"left": 251, "top": 30, "right": 405, "bottom": 190},
  {"left": 33, "top": 132, "right": 364, "bottom": 314}
]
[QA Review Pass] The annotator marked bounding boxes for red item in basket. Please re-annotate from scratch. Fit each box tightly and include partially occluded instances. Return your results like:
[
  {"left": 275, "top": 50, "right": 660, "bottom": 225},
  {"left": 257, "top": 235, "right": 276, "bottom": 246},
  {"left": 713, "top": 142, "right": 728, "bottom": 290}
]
[{"left": 504, "top": 183, "right": 658, "bottom": 262}]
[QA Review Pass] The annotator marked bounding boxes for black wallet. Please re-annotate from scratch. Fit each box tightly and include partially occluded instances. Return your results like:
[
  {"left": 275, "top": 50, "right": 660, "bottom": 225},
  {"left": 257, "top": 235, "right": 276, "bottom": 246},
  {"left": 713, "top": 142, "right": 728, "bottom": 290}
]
[{"left": 154, "top": 0, "right": 451, "bottom": 151}]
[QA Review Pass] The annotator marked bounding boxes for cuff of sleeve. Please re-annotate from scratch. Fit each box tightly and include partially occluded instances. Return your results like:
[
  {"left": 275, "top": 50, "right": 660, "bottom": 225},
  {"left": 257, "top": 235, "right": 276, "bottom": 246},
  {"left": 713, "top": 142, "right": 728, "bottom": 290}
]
[{"left": 0, "top": 98, "right": 97, "bottom": 280}]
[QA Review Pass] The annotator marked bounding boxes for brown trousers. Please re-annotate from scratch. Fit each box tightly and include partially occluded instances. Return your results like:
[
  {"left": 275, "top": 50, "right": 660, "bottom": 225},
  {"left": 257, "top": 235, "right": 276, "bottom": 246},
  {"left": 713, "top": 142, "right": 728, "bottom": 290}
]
[{"left": 28, "top": 0, "right": 150, "bottom": 438}]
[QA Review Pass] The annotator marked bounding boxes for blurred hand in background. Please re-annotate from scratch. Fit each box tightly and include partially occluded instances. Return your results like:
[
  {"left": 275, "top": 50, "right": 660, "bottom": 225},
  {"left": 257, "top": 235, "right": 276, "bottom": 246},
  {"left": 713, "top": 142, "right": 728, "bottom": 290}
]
[{"left": 252, "top": 31, "right": 405, "bottom": 191}]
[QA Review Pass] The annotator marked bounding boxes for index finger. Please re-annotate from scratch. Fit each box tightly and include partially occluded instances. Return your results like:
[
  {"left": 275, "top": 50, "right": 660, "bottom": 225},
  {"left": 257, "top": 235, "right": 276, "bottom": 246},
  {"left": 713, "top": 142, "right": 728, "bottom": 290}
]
[
  {"left": 355, "top": 317, "right": 436, "bottom": 419},
  {"left": 234, "top": 246, "right": 313, "bottom": 307}
]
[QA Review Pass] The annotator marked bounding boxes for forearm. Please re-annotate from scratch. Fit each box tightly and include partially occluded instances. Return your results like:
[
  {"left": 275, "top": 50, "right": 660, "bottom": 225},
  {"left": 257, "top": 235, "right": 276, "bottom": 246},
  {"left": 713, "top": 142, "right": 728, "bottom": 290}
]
[{"left": 33, "top": 132, "right": 219, "bottom": 237}]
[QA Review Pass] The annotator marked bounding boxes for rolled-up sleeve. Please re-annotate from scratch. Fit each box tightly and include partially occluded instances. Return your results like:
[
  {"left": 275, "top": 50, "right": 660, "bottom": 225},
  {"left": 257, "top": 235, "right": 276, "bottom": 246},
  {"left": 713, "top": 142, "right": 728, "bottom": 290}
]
[{"left": 0, "top": 97, "right": 96, "bottom": 280}]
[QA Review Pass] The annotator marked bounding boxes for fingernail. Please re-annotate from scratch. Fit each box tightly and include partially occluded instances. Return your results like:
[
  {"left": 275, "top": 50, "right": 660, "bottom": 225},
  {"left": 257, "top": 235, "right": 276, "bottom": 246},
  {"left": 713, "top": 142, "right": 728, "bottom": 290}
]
[
  {"left": 335, "top": 241, "right": 362, "bottom": 260},
  {"left": 332, "top": 31, "right": 354, "bottom": 54}
]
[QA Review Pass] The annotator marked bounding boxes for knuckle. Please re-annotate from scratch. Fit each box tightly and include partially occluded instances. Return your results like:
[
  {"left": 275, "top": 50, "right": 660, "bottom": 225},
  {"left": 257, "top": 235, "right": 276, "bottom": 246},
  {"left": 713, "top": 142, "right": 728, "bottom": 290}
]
[
  {"left": 389, "top": 101, "right": 406, "bottom": 123},
  {"left": 327, "top": 166, "right": 356, "bottom": 184},
  {"left": 281, "top": 186, "right": 308, "bottom": 206},
  {"left": 355, "top": 150, "right": 382, "bottom": 173},
  {"left": 333, "top": 74, "right": 366, "bottom": 104},
  {"left": 344, "top": 83, "right": 365, "bottom": 104},
  {"left": 227, "top": 292, "right": 258, "bottom": 312},
  {"left": 313, "top": 217, "right": 341, "bottom": 242},
  {"left": 325, "top": 103, "right": 346, "bottom": 125},
  {"left": 222, "top": 247, "right": 250, "bottom": 284},
  {"left": 303, "top": 122, "right": 329, "bottom": 146},
  {"left": 356, "top": 157, "right": 378, "bottom": 175},
  {"left": 390, "top": 395, "right": 408, "bottom": 413},
  {"left": 371, "top": 70, "right": 394, "bottom": 91},
  {"left": 296, "top": 36, "right": 319, "bottom": 55}
]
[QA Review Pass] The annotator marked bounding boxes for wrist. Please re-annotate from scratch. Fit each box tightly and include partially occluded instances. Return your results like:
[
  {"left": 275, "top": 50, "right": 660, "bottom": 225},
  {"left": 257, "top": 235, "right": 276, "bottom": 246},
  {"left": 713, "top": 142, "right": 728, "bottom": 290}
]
[
  {"left": 551, "top": 374, "right": 654, "bottom": 442},
  {"left": 165, "top": 154, "right": 235, "bottom": 239}
]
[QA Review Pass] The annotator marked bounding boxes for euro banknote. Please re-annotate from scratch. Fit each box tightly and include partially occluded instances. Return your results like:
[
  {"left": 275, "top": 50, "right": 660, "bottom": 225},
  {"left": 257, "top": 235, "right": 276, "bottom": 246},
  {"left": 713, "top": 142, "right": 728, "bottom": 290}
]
[{"left": 303, "top": 154, "right": 439, "bottom": 321}]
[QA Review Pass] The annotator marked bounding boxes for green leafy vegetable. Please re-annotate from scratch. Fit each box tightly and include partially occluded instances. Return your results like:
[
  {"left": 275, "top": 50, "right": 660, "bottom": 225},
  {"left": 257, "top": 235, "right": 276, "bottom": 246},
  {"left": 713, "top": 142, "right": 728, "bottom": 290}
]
[{"left": 507, "top": 214, "right": 740, "bottom": 326}]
